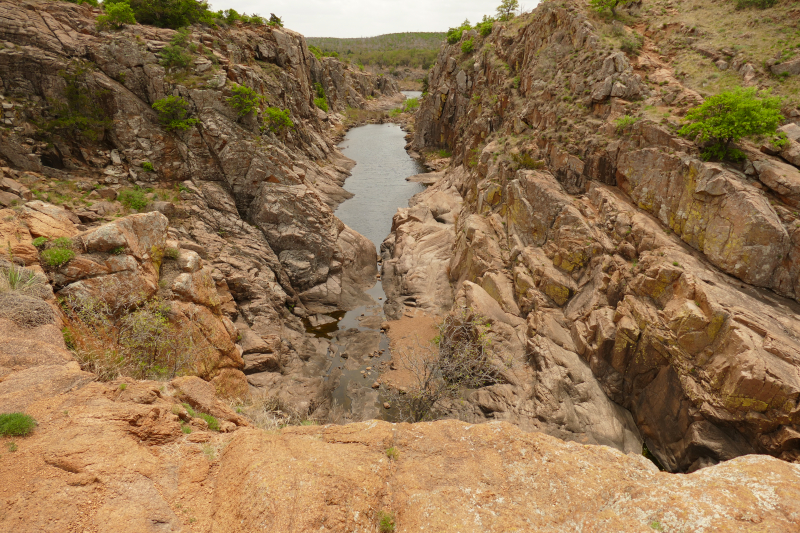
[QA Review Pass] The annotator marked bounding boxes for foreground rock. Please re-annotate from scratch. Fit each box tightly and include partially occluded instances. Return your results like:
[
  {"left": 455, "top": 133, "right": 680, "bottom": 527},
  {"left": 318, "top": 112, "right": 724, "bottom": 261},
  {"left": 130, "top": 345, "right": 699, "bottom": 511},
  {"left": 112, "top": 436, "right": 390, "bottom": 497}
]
[{"left": 3, "top": 409, "right": 799, "bottom": 532}]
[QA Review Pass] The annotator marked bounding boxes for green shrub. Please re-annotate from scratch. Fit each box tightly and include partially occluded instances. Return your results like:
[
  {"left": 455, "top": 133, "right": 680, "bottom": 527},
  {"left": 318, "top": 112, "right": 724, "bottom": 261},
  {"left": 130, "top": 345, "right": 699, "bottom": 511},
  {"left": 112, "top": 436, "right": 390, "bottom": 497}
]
[
  {"left": 679, "top": 87, "right": 783, "bottom": 161},
  {"left": 31, "top": 237, "right": 48, "bottom": 248},
  {"left": 309, "top": 45, "right": 323, "bottom": 59},
  {"left": 735, "top": 0, "right": 777, "bottom": 8},
  {"left": 165, "top": 247, "right": 180, "bottom": 260},
  {"left": 461, "top": 38, "right": 475, "bottom": 54},
  {"left": 227, "top": 84, "right": 262, "bottom": 118},
  {"left": 268, "top": 13, "right": 283, "bottom": 27},
  {"left": 263, "top": 107, "right": 293, "bottom": 132},
  {"left": 511, "top": 152, "right": 545, "bottom": 169},
  {"left": 589, "top": 0, "right": 634, "bottom": 15},
  {"left": 116, "top": 0, "right": 213, "bottom": 29},
  {"left": 476, "top": 15, "right": 495, "bottom": 37},
  {"left": 67, "top": 0, "right": 99, "bottom": 5},
  {"left": 377, "top": 511, "right": 395, "bottom": 533},
  {"left": 615, "top": 114, "right": 640, "bottom": 133},
  {"left": 141, "top": 161, "right": 154, "bottom": 172},
  {"left": 53, "top": 237, "right": 73, "bottom": 249},
  {"left": 181, "top": 424, "right": 192, "bottom": 434},
  {"left": 446, "top": 19, "right": 472, "bottom": 44},
  {"left": 0, "top": 413, "right": 37, "bottom": 437},
  {"left": 385, "top": 447, "right": 399, "bottom": 460},
  {"left": 96, "top": 2, "right": 136, "bottom": 30},
  {"left": 152, "top": 95, "right": 199, "bottom": 131},
  {"left": 182, "top": 403, "right": 220, "bottom": 431},
  {"left": 118, "top": 188, "right": 149, "bottom": 211},
  {"left": 41, "top": 247, "right": 75, "bottom": 268},
  {"left": 314, "top": 82, "right": 326, "bottom": 99},
  {"left": 437, "top": 148, "right": 452, "bottom": 158},
  {"left": 313, "top": 97, "right": 328, "bottom": 112}
]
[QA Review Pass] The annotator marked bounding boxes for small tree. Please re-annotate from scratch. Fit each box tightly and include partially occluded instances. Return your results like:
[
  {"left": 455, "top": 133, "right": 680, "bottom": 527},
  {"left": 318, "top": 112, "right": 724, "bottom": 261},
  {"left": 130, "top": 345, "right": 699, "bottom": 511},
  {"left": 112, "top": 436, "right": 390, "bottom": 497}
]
[
  {"left": 384, "top": 310, "right": 500, "bottom": 422},
  {"left": 679, "top": 87, "right": 784, "bottom": 161},
  {"left": 589, "top": 0, "right": 634, "bottom": 16},
  {"left": 497, "top": 0, "right": 519, "bottom": 21},
  {"left": 226, "top": 84, "right": 262, "bottom": 119},
  {"left": 263, "top": 107, "right": 293, "bottom": 133},
  {"left": 152, "top": 95, "right": 199, "bottom": 131},
  {"left": 96, "top": 2, "right": 137, "bottom": 30},
  {"left": 268, "top": 13, "right": 284, "bottom": 27}
]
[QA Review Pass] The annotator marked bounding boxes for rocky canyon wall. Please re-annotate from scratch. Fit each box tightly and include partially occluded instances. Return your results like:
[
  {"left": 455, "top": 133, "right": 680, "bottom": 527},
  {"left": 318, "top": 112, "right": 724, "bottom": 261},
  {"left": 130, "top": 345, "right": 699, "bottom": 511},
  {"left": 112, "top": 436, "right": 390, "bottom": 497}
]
[
  {"left": 0, "top": 0, "right": 398, "bottom": 413},
  {"left": 384, "top": 0, "right": 800, "bottom": 472}
]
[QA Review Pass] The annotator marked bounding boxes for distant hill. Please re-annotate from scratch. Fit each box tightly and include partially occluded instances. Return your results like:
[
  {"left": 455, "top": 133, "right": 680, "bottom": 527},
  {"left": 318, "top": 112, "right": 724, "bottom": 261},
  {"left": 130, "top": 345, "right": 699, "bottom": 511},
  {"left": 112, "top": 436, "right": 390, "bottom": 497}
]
[{"left": 307, "top": 32, "right": 445, "bottom": 70}]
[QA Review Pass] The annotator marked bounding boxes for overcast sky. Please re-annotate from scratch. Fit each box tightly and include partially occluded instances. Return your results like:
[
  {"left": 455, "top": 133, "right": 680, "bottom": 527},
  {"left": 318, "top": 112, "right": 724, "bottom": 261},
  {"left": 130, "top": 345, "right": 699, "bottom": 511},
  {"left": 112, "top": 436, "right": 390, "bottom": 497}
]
[{"left": 207, "top": 0, "right": 540, "bottom": 38}]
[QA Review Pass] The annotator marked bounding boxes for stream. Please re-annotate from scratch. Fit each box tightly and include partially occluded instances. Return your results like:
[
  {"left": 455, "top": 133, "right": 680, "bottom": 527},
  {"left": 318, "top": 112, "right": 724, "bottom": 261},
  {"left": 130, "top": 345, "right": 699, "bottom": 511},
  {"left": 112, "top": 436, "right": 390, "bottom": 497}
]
[{"left": 306, "top": 121, "right": 426, "bottom": 420}]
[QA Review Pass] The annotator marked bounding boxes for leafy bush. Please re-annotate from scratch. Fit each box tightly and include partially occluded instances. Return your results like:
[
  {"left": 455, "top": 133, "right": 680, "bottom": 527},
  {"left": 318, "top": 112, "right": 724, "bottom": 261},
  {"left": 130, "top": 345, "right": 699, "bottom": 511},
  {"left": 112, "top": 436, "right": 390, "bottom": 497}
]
[
  {"left": 96, "top": 2, "right": 136, "bottom": 30},
  {"left": 159, "top": 28, "right": 192, "bottom": 69},
  {"left": 735, "top": 0, "right": 777, "bottom": 8},
  {"left": 227, "top": 84, "right": 262, "bottom": 118},
  {"left": 165, "top": 247, "right": 180, "bottom": 260},
  {"left": 615, "top": 114, "right": 640, "bottom": 133},
  {"left": 0, "top": 413, "right": 37, "bottom": 437},
  {"left": 40, "top": 238, "right": 75, "bottom": 268},
  {"left": 679, "top": 87, "right": 783, "bottom": 161},
  {"left": 461, "top": 38, "right": 475, "bottom": 54},
  {"left": 313, "top": 97, "right": 328, "bottom": 112},
  {"left": 31, "top": 237, "right": 48, "bottom": 248},
  {"left": 67, "top": 0, "right": 99, "bottom": 5},
  {"left": 268, "top": 13, "right": 283, "bottom": 27},
  {"left": 446, "top": 19, "right": 472, "bottom": 44},
  {"left": 476, "top": 15, "right": 496, "bottom": 37},
  {"left": 589, "top": 0, "right": 634, "bottom": 15},
  {"left": 152, "top": 95, "right": 199, "bottom": 131},
  {"left": 314, "top": 82, "right": 326, "bottom": 99},
  {"left": 116, "top": 0, "right": 214, "bottom": 29},
  {"left": 141, "top": 161, "right": 154, "bottom": 172},
  {"left": 118, "top": 188, "right": 149, "bottom": 211},
  {"left": 263, "top": 107, "right": 293, "bottom": 133}
]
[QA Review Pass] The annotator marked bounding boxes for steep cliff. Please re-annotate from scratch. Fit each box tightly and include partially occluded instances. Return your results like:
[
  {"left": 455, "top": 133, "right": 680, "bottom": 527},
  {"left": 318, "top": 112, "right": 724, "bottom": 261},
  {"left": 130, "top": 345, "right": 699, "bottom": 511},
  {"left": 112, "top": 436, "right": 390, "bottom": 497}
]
[
  {"left": 0, "top": 0, "right": 399, "bottom": 412},
  {"left": 384, "top": 0, "right": 800, "bottom": 472}
]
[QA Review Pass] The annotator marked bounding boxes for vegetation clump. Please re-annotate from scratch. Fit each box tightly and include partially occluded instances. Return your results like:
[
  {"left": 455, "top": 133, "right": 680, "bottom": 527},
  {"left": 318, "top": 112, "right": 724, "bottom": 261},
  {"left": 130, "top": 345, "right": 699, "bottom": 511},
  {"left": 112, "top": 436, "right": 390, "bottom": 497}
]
[
  {"left": 447, "top": 19, "right": 473, "bottom": 44},
  {"left": 263, "top": 107, "right": 293, "bottom": 133},
  {"left": 313, "top": 82, "right": 329, "bottom": 113},
  {"left": 96, "top": 1, "right": 136, "bottom": 30},
  {"left": 152, "top": 95, "right": 199, "bottom": 131},
  {"left": 679, "top": 87, "right": 783, "bottom": 161},
  {"left": 44, "top": 68, "right": 112, "bottom": 141},
  {"left": 62, "top": 279, "right": 214, "bottom": 381},
  {"left": 589, "top": 0, "right": 634, "bottom": 16},
  {"left": 227, "top": 84, "right": 262, "bottom": 118},
  {"left": 0, "top": 413, "right": 37, "bottom": 437},
  {"left": 735, "top": 0, "right": 777, "bottom": 8},
  {"left": 615, "top": 114, "right": 640, "bottom": 134},
  {"left": 385, "top": 310, "right": 500, "bottom": 422},
  {"left": 159, "top": 29, "right": 193, "bottom": 69},
  {"left": 40, "top": 238, "right": 75, "bottom": 268},
  {"left": 118, "top": 187, "right": 149, "bottom": 211},
  {"left": 461, "top": 38, "right": 475, "bottom": 54},
  {"left": 377, "top": 511, "right": 396, "bottom": 533},
  {"left": 496, "top": 0, "right": 519, "bottom": 21},
  {"left": 182, "top": 403, "right": 220, "bottom": 431}
]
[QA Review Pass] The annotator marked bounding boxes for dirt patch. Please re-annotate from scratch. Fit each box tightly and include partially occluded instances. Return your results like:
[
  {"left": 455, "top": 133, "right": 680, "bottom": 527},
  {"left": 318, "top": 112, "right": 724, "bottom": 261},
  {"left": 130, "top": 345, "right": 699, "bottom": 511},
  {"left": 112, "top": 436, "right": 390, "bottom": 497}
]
[{"left": 380, "top": 309, "right": 439, "bottom": 390}]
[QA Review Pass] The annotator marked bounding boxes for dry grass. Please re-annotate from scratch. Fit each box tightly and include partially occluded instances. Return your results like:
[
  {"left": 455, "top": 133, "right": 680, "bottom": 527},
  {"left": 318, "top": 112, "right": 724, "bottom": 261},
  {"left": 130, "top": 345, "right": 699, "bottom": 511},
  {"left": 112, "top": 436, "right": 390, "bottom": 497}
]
[
  {"left": 0, "top": 264, "right": 54, "bottom": 328},
  {"left": 232, "top": 392, "right": 324, "bottom": 431}
]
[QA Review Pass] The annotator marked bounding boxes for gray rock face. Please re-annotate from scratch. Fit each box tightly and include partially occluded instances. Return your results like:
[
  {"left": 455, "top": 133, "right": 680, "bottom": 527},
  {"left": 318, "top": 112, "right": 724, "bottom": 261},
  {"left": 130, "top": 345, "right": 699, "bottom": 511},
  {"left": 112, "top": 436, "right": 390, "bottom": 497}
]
[
  {"left": 398, "top": 2, "right": 800, "bottom": 471},
  {"left": 0, "top": 0, "right": 398, "bottom": 415}
]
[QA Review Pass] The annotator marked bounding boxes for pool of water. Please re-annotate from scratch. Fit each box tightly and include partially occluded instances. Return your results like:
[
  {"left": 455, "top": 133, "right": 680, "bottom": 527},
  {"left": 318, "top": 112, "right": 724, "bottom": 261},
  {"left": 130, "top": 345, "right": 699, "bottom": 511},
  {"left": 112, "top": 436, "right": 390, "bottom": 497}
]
[{"left": 307, "top": 124, "right": 426, "bottom": 418}]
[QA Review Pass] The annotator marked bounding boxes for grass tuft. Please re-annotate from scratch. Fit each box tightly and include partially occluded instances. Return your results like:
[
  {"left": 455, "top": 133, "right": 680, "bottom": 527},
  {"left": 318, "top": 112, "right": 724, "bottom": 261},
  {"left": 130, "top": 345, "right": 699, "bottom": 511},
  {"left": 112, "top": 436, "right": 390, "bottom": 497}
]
[{"left": 0, "top": 413, "right": 37, "bottom": 437}]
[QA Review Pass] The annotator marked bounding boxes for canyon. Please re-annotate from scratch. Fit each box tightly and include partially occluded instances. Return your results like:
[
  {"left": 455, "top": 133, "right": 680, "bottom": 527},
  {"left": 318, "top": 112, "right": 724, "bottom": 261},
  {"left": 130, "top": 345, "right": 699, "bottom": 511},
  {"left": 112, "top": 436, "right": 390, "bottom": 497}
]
[{"left": 0, "top": 0, "right": 799, "bottom": 531}]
